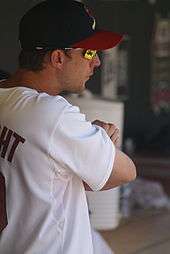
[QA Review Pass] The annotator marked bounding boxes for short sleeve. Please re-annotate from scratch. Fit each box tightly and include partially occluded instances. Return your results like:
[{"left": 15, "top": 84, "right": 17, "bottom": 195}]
[{"left": 50, "top": 103, "right": 115, "bottom": 191}]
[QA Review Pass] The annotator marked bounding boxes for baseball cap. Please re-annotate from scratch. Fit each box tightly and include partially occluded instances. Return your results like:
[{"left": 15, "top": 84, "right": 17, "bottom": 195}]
[{"left": 19, "top": 0, "right": 123, "bottom": 51}]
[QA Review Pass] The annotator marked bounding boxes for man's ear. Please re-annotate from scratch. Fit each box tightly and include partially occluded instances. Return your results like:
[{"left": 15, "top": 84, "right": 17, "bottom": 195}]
[{"left": 50, "top": 50, "right": 66, "bottom": 70}]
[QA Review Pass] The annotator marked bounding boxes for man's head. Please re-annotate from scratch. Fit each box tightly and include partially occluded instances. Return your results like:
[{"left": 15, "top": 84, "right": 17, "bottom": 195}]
[{"left": 18, "top": 0, "right": 123, "bottom": 94}]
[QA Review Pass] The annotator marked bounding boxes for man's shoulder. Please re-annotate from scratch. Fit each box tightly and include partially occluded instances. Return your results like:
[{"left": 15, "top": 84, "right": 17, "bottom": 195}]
[{"left": 16, "top": 88, "right": 73, "bottom": 115}]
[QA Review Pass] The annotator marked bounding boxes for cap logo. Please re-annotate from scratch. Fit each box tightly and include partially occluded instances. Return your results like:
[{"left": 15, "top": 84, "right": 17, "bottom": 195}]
[
  {"left": 92, "top": 18, "right": 96, "bottom": 30},
  {"left": 85, "top": 6, "right": 96, "bottom": 30}
]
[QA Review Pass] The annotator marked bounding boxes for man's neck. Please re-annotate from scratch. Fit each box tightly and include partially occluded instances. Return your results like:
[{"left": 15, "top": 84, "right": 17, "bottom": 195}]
[{"left": 0, "top": 69, "right": 62, "bottom": 95}]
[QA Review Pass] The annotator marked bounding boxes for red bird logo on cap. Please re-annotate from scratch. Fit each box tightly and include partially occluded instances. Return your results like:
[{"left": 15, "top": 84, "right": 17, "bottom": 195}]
[{"left": 84, "top": 6, "right": 96, "bottom": 30}]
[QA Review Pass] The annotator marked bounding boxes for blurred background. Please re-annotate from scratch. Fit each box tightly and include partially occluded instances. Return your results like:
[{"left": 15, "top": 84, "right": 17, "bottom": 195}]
[{"left": 1, "top": 0, "right": 170, "bottom": 253}]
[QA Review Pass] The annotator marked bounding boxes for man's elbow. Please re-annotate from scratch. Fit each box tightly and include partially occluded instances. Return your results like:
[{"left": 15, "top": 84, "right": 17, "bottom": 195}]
[{"left": 124, "top": 162, "right": 137, "bottom": 184}]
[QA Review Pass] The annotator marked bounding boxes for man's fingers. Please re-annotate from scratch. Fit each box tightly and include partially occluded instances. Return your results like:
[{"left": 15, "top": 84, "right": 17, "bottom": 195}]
[
  {"left": 92, "top": 120, "right": 119, "bottom": 141},
  {"left": 108, "top": 125, "right": 119, "bottom": 138},
  {"left": 110, "top": 129, "right": 119, "bottom": 141},
  {"left": 92, "top": 120, "right": 109, "bottom": 131}
]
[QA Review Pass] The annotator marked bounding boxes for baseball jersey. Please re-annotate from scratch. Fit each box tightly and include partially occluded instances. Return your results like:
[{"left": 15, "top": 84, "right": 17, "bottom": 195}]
[{"left": 0, "top": 87, "right": 115, "bottom": 254}]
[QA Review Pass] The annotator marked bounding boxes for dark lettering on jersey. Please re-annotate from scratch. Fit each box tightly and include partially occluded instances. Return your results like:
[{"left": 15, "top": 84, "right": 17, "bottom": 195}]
[
  {"left": 0, "top": 125, "right": 25, "bottom": 163},
  {"left": 0, "top": 173, "right": 8, "bottom": 232}
]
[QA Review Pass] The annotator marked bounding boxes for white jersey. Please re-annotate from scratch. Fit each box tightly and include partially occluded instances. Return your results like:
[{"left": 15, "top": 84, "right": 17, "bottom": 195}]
[{"left": 0, "top": 87, "right": 115, "bottom": 254}]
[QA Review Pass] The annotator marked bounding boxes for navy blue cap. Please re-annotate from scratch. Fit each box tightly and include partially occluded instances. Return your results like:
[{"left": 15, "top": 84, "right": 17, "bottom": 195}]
[{"left": 19, "top": 0, "right": 123, "bottom": 51}]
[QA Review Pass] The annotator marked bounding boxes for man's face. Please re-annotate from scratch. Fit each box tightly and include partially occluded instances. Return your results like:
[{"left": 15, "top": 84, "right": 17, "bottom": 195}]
[{"left": 60, "top": 48, "right": 101, "bottom": 93}]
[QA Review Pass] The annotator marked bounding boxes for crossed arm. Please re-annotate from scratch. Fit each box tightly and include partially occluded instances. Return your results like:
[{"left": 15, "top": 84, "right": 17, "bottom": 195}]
[{"left": 83, "top": 120, "right": 136, "bottom": 191}]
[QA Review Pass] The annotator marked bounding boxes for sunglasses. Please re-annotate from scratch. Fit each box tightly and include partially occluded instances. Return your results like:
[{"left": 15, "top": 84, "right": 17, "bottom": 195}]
[
  {"left": 83, "top": 49, "right": 97, "bottom": 60},
  {"left": 35, "top": 47, "right": 97, "bottom": 60},
  {"left": 63, "top": 48, "right": 97, "bottom": 60}
]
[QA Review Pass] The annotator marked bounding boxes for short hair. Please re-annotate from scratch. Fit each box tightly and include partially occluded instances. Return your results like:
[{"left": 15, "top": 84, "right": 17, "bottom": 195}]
[
  {"left": 18, "top": 50, "right": 52, "bottom": 72},
  {"left": 18, "top": 49, "right": 71, "bottom": 71}
]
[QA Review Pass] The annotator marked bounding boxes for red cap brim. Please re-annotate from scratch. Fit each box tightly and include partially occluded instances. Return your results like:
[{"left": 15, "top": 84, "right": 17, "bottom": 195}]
[{"left": 72, "top": 30, "right": 123, "bottom": 50}]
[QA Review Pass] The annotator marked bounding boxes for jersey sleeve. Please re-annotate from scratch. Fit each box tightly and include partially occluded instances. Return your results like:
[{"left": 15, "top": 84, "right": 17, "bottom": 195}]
[{"left": 50, "top": 102, "right": 116, "bottom": 191}]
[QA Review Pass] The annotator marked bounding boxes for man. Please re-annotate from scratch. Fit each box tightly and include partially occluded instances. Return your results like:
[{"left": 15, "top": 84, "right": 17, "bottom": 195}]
[{"left": 0, "top": 1, "right": 136, "bottom": 253}]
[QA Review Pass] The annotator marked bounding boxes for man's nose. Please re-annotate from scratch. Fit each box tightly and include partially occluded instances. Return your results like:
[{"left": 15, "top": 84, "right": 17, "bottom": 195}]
[{"left": 93, "top": 54, "right": 101, "bottom": 68}]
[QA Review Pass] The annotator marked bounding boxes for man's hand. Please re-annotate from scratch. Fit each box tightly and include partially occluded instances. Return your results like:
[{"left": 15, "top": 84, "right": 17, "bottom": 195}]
[{"left": 92, "top": 119, "right": 119, "bottom": 147}]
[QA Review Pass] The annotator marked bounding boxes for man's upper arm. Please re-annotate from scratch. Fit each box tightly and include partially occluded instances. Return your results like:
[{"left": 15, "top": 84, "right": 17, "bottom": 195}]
[
  {"left": 52, "top": 104, "right": 116, "bottom": 191},
  {"left": 101, "top": 149, "right": 136, "bottom": 190},
  {"left": 84, "top": 149, "right": 136, "bottom": 191}
]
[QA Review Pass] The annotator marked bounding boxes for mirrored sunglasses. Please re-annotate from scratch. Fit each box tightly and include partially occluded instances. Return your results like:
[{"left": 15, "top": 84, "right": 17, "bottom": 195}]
[
  {"left": 83, "top": 49, "right": 97, "bottom": 60},
  {"left": 63, "top": 48, "right": 97, "bottom": 60},
  {"left": 35, "top": 47, "right": 97, "bottom": 60}
]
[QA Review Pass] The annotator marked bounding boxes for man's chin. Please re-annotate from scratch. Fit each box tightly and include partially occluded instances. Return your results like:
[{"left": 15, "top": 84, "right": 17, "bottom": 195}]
[
  {"left": 63, "top": 82, "right": 87, "bottom": 94},
  {"left": 72, "top": 84, "right": 86, "bottom": 94}
]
